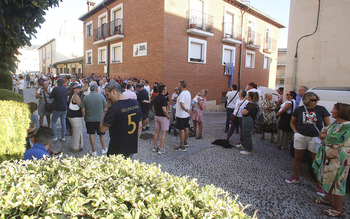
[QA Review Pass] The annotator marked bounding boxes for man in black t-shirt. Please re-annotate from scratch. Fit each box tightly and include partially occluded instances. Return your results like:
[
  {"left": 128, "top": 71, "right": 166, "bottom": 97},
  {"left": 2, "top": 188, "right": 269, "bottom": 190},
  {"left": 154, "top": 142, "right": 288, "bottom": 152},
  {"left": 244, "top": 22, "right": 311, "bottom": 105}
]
[
  {"left": 100, "top": 81, "right": 142, "bottom": 158},
  {"left": 136, "top": 84, "right": 151, "bottom": 131},
  {"left": 152, "top": 85, "right": 170, "bottom": 154}
]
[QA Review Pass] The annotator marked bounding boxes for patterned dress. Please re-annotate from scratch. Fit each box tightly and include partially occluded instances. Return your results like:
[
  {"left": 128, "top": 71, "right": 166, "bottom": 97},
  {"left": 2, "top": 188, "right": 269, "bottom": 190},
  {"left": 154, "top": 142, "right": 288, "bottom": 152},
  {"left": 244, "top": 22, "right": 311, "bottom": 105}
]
[
  {"left": 260, "top": 99, "right": 277, "bottom": 133},
  {"left": 191, "top": 98, "right": 207, "bottom": 123},
  {"left": 313, "top": 121, "right": 350, "bottom": 195}
]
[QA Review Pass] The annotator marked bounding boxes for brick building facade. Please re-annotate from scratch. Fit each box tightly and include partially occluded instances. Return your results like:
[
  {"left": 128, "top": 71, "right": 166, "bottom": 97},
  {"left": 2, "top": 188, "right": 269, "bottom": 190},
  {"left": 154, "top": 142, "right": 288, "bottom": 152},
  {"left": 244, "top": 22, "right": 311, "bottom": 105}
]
[{"left": 79, "top": 0, "right": 284, "bottom": 106}]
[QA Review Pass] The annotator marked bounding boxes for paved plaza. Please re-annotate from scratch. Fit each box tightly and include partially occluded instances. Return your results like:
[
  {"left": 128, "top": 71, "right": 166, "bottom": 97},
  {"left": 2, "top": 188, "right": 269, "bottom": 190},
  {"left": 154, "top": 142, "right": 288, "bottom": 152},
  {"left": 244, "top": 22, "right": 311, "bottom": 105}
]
[{"left": 23, "top": 88, "right": 349, "bottom": 218}]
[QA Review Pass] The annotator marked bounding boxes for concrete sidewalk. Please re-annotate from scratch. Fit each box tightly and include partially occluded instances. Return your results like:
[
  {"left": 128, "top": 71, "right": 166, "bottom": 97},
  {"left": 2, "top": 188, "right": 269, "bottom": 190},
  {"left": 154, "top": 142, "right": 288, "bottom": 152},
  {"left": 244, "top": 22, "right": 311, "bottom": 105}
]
[{"left": 23, "top": 87, "right": 349, "bottom": 218}]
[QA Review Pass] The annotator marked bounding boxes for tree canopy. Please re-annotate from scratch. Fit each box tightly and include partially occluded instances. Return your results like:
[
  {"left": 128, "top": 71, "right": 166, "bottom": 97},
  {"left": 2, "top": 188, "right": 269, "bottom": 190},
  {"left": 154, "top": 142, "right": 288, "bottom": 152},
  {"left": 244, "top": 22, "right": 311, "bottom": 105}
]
[{"left": 0, "top": 0, "right": 61, "bottom": 72}]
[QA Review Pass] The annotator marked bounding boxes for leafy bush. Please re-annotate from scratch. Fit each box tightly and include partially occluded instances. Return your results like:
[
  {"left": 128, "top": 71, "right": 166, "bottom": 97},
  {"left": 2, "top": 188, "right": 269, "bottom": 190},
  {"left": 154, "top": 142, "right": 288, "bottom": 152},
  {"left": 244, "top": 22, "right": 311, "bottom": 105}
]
[
  {"left": 0, "top": 89, "right": 23, "bottom": 102},
  {"left": 0, "top": 156, "right": 254, "bottom": 218},
  {"left": 0, "top": 100, "right": 30, "bottom": 161},
  {"left": 0, "top": 70, "right": 13, "bottom": 91}
]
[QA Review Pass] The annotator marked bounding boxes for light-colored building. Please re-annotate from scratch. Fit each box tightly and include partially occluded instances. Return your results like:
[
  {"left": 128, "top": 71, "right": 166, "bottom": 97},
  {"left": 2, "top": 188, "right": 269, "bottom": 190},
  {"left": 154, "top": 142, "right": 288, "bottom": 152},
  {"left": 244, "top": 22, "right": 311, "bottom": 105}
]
[
  {"left": 276, "top": 48, "right": 286, "bottom": 88},
  {"left": 16, "top": 45, "right": 40, "bottom": 73},
  {"left": 38, "top": 33, "right": 83, "bottom": 75},
  {"left": 54, "top": 57, "right": 83, "bottom": 75},
  {"left": 79, "top": 0, "right": 284, "bottom": 106},
  {"left": 284, "top": 0, "right": 350, "bottom": 93}
]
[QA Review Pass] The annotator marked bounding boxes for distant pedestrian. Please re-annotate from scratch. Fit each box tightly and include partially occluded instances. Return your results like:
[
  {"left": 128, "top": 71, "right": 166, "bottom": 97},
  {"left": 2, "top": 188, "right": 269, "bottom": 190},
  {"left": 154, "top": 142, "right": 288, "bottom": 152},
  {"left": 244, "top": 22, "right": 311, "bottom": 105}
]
[
  {"left": 175, "top": 80, "right": 191, "bottom": 151},
  {"left": 16, "top": 75, "right": 25, "bottom": 96},
  {"left": 100, "top": 81, "right": 142, "bottom": 159},
  {"left": 123, "top": 84, "right": 137, "bottom": 100},
  {"left": 171, "top": 87, "right": 179, "bottom": 121},
  {"left": 153, "top": 85, "right": 170, "bottom": 154},
  {"left": 36, "top": 81, "right": 53, "bottom": 127},
  {"left": 81, "top": 83, "right": 108, "bottom": 157},
  {"left": 67, "top": 83, "right": 83, "bottom": 152},
  {"left": 25, "top": 73, "right": 30, "bottom": 88},
  {"left": 49, "top": 78, "right": 68, "bottom": 141},
  {"left": 136, "top": 84, "right": 151, "bottom": 131},
  {"left": 190, "top": 89, "right": 207, "bottom": 139},
  {"left": 225, "top": 84, "right": 239, "bottom": 133},
  {"left": 295, "top": 86, "right": 308, "bottom": 106}
]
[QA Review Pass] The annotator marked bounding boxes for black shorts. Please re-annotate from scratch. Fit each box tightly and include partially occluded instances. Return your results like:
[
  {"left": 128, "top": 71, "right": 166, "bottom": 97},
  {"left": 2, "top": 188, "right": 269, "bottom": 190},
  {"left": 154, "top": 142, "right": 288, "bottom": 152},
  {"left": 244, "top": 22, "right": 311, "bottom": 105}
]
[
  {"left": 141, "top": 110, "right": 149, "bottom": 120},
  {"left": 176, "top": 117, "right": 190, "bottom": 130},
  {"left": 86, "top": 122, "right": 105, "bottom": 135}
]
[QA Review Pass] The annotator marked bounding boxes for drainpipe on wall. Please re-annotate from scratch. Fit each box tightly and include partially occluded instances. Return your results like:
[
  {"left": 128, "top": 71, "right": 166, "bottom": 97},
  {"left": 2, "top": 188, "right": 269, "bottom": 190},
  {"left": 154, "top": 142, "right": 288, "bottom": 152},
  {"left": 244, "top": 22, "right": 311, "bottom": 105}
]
[
  {"left": 238, "top": 8, "right": 247, "bottom": 90},
  {"left": 292, "top": 0, "right": 321, "bottom": 90},
  {"left": 103, "top": 1, "right": 110, "bottom": 78}
]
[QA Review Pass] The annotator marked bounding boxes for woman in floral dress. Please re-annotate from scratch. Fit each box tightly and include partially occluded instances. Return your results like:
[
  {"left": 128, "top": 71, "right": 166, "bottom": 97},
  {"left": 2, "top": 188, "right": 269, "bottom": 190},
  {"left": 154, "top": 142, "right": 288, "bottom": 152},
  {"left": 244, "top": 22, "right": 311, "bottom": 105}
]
[
  {"left": 260, "top": 93, "right": 277, "bottom": 142},
  {"left": 190, "top": 89, "right": 207, "bottom": 139},
  {"left": 313, "top": 103, "right": 350, "bottom": 217}
]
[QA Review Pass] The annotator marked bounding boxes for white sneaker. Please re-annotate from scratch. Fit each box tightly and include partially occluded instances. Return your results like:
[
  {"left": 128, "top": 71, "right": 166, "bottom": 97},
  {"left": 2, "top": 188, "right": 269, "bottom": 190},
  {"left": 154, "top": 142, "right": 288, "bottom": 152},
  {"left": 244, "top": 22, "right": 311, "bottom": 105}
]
[
  {"left": 53, "top": 137, "right": 58, "bottom": 142},
  {"left": 157, "top": 148, "right": 165, "bottom": 154},
  {"left": 101, "top": 148, "right": 108, "bottom": 155},
  {"left": 92, "top": 151, "right": 97, "bottom": 157},
  {"left": 235, "top": 144, "right": 243, "bottom": 149},
  {"left": 240, "top": 150, "right": 251, "bottom": 155}
]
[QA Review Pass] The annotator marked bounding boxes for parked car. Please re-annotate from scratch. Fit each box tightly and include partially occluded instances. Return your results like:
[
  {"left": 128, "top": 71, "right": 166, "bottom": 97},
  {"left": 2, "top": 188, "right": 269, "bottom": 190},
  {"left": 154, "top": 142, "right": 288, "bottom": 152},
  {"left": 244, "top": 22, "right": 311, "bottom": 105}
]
[{"left": 58, "top": 74, "right": 74, "bottom": 79}]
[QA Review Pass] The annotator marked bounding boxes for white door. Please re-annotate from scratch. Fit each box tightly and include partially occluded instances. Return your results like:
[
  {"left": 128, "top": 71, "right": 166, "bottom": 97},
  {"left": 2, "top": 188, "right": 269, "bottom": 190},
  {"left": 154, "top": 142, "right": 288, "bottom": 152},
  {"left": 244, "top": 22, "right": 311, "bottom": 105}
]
[{"left": 190, "top": 0, "right": 203, "bottom": 27}]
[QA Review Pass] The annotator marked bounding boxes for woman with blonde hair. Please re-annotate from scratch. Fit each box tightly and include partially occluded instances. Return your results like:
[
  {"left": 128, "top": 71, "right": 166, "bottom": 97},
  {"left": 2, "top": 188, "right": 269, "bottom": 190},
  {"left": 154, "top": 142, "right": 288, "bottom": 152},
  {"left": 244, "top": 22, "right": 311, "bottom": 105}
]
[{"left": 190, "top": 89, "right": 208, "bottom": 139}]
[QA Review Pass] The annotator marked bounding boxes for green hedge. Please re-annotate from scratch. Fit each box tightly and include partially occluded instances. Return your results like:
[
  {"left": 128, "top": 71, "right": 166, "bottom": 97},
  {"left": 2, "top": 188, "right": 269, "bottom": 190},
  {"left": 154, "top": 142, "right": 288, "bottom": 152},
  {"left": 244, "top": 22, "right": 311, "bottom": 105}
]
[
  {"left": 0, "top": 69, "right": 13, "bottom": 91},
  {"left": 0, "top": 156, "right": 254, "bottom": 218},
  {"left": 0, "top": 100, "right": 30, "bottom": 161},
  {"left": 0, "top": 89, "right": 23, "bottom": 102}
]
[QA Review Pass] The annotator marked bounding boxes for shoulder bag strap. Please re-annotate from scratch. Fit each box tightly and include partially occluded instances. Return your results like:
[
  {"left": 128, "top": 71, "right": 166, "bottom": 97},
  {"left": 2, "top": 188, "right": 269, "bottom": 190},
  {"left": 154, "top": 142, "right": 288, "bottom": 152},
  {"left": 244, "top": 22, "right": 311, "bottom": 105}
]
[
  {"left": 227, "top": 91, "right": 239, "bottom": 106},
  {"left": 303, "top": 104, "right": 320, "bottom": 133},
  {"left": 43, "top": 90, "right": 48, "bottom": 103},
  {"left": 235, "top": 99, "right": 246, "bottom": 116}
]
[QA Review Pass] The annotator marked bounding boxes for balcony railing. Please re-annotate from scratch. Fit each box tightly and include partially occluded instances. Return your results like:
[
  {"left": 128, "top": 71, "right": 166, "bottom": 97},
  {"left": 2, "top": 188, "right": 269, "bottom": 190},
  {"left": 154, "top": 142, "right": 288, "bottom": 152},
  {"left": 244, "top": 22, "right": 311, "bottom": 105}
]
[
  {"left": 263, "top": 37, "right": 277, "bottom": 52},
  {"left": 93, "top": 19, "right": 124, "bottom": 42},
  {"left": 187, "top": 10, "right": 213, "bottom": 33},
  {"left": 223, "top": 23, "right": 241, "bottom": 41},
  {"left": 246, "top": 30, "right": 261, "bottom": 47}
]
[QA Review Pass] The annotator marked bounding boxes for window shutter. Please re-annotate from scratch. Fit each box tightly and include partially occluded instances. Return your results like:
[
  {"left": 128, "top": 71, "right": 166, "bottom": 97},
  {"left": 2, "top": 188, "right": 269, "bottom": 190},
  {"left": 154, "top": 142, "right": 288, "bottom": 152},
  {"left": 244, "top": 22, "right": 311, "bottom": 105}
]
[{"left": 190, "top": 42, "right": 202, "bottom": 60}]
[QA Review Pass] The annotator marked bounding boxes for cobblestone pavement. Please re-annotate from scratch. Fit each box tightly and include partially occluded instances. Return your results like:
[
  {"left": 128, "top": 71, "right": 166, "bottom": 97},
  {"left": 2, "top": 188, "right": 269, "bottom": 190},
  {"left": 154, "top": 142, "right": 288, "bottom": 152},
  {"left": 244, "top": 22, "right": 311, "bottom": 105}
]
[{"left": 24, "top": 88, "right": 349, "bottom": 218}]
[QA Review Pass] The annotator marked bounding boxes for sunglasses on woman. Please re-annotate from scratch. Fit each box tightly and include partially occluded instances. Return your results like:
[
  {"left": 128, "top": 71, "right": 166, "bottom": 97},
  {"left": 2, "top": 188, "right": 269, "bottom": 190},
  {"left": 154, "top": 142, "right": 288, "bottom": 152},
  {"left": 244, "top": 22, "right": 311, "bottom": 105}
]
[{"left": 310, "top": 99, "right": 319, "bottom": 102}]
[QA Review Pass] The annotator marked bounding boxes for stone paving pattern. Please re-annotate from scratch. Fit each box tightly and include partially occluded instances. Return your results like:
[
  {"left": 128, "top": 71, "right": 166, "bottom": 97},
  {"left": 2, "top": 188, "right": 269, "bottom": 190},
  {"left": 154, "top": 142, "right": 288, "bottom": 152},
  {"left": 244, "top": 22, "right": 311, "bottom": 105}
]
[{"left": 23, "top": 88, "right": 349, "bottom": 218}]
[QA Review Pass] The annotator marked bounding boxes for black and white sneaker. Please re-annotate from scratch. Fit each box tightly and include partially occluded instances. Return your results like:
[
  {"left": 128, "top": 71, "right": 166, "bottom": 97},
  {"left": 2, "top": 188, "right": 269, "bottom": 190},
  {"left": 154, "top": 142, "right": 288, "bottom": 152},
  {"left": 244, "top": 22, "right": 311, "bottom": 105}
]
[{"left": 152, "top": 147, "right": 159, "bottom": 152}]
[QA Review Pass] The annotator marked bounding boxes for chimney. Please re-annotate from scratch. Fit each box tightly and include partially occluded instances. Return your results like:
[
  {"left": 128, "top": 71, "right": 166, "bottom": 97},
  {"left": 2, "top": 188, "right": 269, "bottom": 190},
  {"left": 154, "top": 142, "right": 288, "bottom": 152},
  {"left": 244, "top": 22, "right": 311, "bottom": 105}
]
[{"left": 87, "top": 0, "right": 96, "bottom": 12}]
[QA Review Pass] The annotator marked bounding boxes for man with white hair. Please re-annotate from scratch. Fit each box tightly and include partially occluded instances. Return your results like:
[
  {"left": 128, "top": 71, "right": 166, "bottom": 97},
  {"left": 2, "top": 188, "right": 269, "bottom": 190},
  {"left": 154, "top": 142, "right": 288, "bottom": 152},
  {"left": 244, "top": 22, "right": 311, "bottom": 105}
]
[{"left": 81, "top": 82, "right": 108, "bottom": 156}]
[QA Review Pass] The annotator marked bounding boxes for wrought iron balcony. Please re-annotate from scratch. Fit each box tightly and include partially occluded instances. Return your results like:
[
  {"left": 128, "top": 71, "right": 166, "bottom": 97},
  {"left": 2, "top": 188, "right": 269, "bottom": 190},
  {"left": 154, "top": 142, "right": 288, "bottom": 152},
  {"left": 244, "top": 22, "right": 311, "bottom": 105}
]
[
  {"left": 93, "top": 19, "right": 124, "bottom": 43},
  {"left": 187, "top": 10, "right": 214, "bottom": 37},
  {"left": 222, "top": 23, "right": 242, "bottom": 44},
  {"left": 246, "top": 30, "right": 261, "bottom": 49},
  {"left": 263, "top": 37, "right": 277, "bottom": 53}
]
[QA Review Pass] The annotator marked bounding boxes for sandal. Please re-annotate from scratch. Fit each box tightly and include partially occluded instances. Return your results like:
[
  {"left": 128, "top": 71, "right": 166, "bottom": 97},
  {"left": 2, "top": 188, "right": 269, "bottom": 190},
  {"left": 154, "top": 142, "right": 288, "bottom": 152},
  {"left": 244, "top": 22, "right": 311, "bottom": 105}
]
[
  {"left": 314, "top": 198, "right": 331, "bottom": 206},
  {"left": 195, "top": 135, "right": 202, "bottom": 139},
  {"left": 322, "top": 209, "right": 345, "bottom": 218}
]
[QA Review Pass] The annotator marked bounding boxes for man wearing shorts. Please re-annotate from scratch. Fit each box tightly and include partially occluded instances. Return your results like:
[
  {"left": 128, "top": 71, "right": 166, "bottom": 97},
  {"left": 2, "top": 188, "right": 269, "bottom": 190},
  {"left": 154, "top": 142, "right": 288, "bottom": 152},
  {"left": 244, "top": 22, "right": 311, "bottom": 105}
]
[
  {"left": 153, "top": 85, "right": 170, "bottom": 154},
  {"left": 175, "top": 80, "right": 191, "bottom": 151},
  {"left": 100, "top": 81, "right": 142, "bottom": 159},
  {"left": 81, "top": 82, "right": 107, "bottom": 157},
  {"left": 136, "top": 84, "right": 151, "bottom": 130}
]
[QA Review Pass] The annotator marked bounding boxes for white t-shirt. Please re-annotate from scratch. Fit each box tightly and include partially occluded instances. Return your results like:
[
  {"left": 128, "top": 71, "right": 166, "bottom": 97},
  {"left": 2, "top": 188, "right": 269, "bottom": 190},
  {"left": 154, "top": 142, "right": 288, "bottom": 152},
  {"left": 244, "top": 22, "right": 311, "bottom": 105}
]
[
  {"left": 123, "top": 89, "right": 137, "bottom": 100},
  {"left": 18, "top": 80, "right": 25, "bottom": 90},
  {"left": 279, "top": 99, "right": 297, "bottom": 114},
  {"left": 37, "top": 87, "right": 53, "bottom": 94},
  {"left": 233, "top": 99, "right": 248, "bottom": 117},
  {"left": 226, "top": 90, "right": 239, "bottom": 109},
  {"left": 144, "top": 85, "right": 150, "bottom": 96},
  {"left": 176, "top": 90, "right": 191, "bottom": 118}
]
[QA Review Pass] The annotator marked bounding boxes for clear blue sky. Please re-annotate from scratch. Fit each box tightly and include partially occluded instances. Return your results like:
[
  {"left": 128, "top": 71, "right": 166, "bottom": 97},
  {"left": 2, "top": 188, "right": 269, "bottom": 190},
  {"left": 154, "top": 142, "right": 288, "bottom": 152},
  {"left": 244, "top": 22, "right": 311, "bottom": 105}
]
[{"left": 31, "top": 0, "right": 290, "bottom": 48}]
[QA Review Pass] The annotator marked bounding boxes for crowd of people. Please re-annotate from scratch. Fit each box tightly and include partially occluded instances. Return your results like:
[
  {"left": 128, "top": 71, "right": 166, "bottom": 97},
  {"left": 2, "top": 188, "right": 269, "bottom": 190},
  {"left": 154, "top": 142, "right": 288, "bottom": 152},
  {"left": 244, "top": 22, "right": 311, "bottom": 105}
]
[{"left": 15, "top": 72, "right": 350, "bottom": 217}]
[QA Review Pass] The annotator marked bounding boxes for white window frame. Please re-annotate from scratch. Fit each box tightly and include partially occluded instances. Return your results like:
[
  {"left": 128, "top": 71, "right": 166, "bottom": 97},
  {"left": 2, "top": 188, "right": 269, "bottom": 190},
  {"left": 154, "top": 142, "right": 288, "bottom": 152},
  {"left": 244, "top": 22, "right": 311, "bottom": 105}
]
[
  {"left": 247, "top": 18, "right": 257, "bottom": 44},
  {"left": 188, "top": 37, "right": 207, "bottom": 64},
  {"left": 98, "top": 12, "right": 108, "bottom": 27},
  {"left": 265, "top": 26, "right": 273, "bottom": 50},
  {"left": 85, "top": 20, "right": 93, "bottom": 38},
  {"left": 263, "top": 55, "right": 271, "bottom": 70},
  {"left": 85, "top": 49, "right": 93, "bottom": 65},
  {"left": 111, "top": 42, "right": 123, "bottom": 64},
  {"left": 98, "top": 46, "right": 107, "bottom": 64},
  {"left": 111, "top": 3, "right": 123, "bottom": 21},
  {"left": 245, "top": 50, "right": 255, "bottom": 68},
  {"left": 223, "top": 6, "right": 236, "bottom": 37},
  {"left": 222, "top": 45, "right": 236, "bottom": 66}
]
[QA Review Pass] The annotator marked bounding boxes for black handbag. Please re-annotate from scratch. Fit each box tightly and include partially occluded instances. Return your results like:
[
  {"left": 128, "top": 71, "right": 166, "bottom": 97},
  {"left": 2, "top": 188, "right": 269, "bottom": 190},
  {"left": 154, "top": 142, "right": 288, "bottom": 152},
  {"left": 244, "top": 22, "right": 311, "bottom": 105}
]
[{"left": 43, "top": 92, "right": 53, "bottom": 112}]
